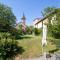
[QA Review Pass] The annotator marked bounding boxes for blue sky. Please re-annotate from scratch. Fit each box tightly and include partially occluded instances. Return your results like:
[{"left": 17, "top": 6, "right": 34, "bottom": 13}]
[{"left": 0, "top": 0, "right": 60, "bottom": 25}]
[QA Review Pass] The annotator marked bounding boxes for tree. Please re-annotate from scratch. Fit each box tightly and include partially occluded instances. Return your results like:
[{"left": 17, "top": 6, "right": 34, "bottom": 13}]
[
  {"left": 34, "top": 28, "right": 42, "bottom": 35},
  {"left": 42, "top": 7, "right": 60, "bottom": 38},
  {"left": 42, "top": 7, "right": 55, "bottom": 16},
  {"left": 26, "top": 26, "right": 33, "bottom": 34},
  {"left": 51, "top": 9, "right": 60, "bottom": 38},
  {"left": 18, "top": 25, "right": 23, "bottom": 35},
  {"left": 0, "top": 3, "right": 16, "bottom": 31}
]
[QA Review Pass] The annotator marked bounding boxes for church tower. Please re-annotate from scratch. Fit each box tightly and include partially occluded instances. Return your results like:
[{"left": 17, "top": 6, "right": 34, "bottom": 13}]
[{"left": 21, "top": 13, "right": 26, "bottom": 32}]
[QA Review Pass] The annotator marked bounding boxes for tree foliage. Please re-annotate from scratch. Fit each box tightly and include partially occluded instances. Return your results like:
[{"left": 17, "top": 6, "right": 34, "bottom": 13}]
[
  {"left": 34, "top": 28, "right": 42, "bottom": 35},
  {"left": 26, "top": 26, "right": 33, "bottom": 34},
  {"left": 0, "top": 3, "right": 16, "bottom": 32},
  {"left": 51, "top": 9, "right": 60, "bottom": 38},
  {"left": 43, "top": 7, "right": 60, "bottom": 39},
  {"left": 42, "top": 7, "right": 55, "bottom": 16}
]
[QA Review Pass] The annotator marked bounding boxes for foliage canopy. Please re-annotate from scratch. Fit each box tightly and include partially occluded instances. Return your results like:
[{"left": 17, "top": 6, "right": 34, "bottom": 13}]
[{"left": 0, "top": 3, "right": 16, "bottom": 32}]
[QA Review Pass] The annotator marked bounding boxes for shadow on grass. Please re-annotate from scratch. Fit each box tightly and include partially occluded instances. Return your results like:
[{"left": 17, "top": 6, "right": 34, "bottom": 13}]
[
  {"left": 52, "top": 39, "right": 60, "bottom": 49},
  {"left": 15, "top": 35, "right": 33, "bottom": 40},
  {"left": 48, "top": 39, "right": 60, "bottom": 54},
  {"left": 20, "top": 36, "right": 33, "bottom": 40},
  {"left": 48, "top": 38, "right": 60, "bottom": 46},
  {"left": 18, "top": 46, "right": 25, "bottom": 54},
  {"left": 49, "top": 48, "right": 59, "bottom": 54}
]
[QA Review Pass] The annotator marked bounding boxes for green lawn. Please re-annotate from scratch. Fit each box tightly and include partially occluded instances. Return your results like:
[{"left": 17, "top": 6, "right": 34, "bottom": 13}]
[{"left": 17, "top": 35, "right": 56, "bottom": 58}]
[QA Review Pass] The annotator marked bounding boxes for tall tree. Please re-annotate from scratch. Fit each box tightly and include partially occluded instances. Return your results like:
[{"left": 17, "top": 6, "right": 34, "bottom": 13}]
[
  {"left": 42, "top": 7, "right": 55, "bottom": 16},
  {"left": 42, "top": 7, "right": 60, "bottom": 38},
  {"left": 0, "top": 3, "right": 16, "bottom": 31}
]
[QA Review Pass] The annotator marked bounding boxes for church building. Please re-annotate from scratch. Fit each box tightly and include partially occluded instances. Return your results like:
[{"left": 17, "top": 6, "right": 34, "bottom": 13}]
[{"left": 15, "top": 13, "right": 26, "bottom": 32}]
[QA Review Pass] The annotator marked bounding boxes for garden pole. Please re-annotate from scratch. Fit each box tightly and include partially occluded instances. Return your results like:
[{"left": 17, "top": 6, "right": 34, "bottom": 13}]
[
  {"left": 42, "top": 23, "right": 47, "bottom": 47},
  {"left": 42, "top": 21, "right": 48, "bottom": 60}
]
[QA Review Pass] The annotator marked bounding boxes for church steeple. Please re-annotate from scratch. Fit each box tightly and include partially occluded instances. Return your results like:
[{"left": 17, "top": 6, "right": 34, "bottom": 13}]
[
  {"left": 21, "top": 13, "right": 26, "bottom": 20},
  {"left": 21, "top": 13, "right": 26, "bottom": 32}
]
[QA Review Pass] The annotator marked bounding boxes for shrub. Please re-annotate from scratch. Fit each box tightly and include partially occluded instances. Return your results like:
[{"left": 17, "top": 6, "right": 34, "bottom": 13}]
[
  {"left": 0, "top": 38, "right": 24, "bottom": 60},
  {"left": 34, "top": 28, "right": 42, "bottom": 35},
  {"left": 26, "top": 26, "right": 33, "bottom": 34},
  {"left": 48, "top": 24, "right": 60, "bottom": 39},
  {"left": 0, "top": 30, "right": 22, "bottom": 40}
]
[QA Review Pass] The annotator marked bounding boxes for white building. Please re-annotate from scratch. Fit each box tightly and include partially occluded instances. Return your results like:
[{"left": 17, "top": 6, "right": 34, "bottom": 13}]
[
  {"left": 33, "top": 14, "right": 56, "bottom": 29},
  {"left": 33, "top": 17, "right": 48, "bottom": 29},
  {"left": 33, "top": 12, "right": 56, "bottom": 46}
]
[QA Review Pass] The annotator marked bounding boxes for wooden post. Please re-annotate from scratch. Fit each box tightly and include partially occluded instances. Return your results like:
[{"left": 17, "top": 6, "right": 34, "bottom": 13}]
[{"left": 42, "top": 23, "right": 47, "bottom": 46}]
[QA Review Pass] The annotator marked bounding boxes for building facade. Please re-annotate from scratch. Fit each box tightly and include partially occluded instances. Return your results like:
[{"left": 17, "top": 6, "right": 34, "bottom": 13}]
[
  {"left": 33, "top": 14, "right": 56, "bottom": 29},
  {"left": 15, "top": 13, "right": 26, "bottom": 32}
]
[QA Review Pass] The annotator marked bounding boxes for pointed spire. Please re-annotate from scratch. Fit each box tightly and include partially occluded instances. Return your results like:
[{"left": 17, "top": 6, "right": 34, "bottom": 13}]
[{"left": 21, "top": 13, "right": 26, "bottom": 20}]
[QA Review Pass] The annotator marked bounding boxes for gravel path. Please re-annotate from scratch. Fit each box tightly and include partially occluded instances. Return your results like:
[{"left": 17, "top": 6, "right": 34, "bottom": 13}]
[
  {"left": 15, "top": 54, "right": 56, "bottom": 60},
  {"left": 24, "top": 55, "right": 56, "bottom": 60}
]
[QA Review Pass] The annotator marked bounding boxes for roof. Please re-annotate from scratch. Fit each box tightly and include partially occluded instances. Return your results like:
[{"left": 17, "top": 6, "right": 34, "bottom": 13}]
[
  {"left": 15, "top": 22, "right": 22, "bottom": 27},
  {"left": 35, "top": 16, "right": 48, "bottom": 25},
  {"left": 35, "top": 11, "right": 56, "bottom": 25},
  {"left": 33, "top": 18, "right": 41, "bottom": 21}
]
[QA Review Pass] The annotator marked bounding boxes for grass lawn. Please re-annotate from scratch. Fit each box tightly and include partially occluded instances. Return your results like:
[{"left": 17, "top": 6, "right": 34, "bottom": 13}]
[{"left": 16, "top": 35, "right": 56, "bottom": 58}]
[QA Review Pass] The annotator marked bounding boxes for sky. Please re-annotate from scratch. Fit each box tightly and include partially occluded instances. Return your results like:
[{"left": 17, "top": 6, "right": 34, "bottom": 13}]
[{"left": 0, "top": 0, "right": 60, "bottom": 25}]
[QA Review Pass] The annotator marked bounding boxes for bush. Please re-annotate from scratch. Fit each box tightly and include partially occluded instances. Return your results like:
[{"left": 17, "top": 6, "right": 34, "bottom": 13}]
[
  {"left": 26, "top": 26, "right": 33, "bottom": 34},
  {"left": 52, "top": 25, "right": 60, "bottom": 39},
  {"left": 47, "top": 8, "right": 60, "bottom": 39},
  {"left": 0, "top": 39, "right": 24, "bottom": 60},
  {"left": 48, "top": 24, "right": 60, "bottom": 39},
  {"left": 0, "top": 29, "right": 22, "bottom": 40},
  {"left": 34, "top": 28, "right": 42, "bottom": 35},
  {"left": 0, "top": 32, "right": 24, "bottom": 60}
]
